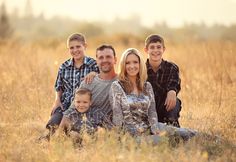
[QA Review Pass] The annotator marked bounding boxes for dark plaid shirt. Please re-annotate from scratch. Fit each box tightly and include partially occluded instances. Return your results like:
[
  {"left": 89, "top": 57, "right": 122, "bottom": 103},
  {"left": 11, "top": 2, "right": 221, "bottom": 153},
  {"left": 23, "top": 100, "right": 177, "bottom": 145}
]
[
  {"left": 146, "top": 59, "right": 181, "bottom": 112},
  {"left": 55, "top": 56, "right": 99, "bottom": 110}
]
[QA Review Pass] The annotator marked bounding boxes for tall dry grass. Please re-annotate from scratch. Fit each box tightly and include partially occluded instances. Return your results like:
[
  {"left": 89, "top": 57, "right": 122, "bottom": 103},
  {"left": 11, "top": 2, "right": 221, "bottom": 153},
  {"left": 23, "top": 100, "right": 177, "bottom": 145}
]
[{"left": 0, "top": 39, "right": 235, "bottom": 162}]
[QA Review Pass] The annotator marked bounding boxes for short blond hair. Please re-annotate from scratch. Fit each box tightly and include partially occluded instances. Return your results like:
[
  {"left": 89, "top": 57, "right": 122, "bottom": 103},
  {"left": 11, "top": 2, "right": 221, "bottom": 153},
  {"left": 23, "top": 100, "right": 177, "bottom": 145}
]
[
  {"left": 118, "top": 48, "right": 147, "bottom": 94},
  {"left": 67, "top": 33, "right": 86, "bottom": 47},
  {"left": 75, "top": 88, "right": 92, "bottom": 100}
]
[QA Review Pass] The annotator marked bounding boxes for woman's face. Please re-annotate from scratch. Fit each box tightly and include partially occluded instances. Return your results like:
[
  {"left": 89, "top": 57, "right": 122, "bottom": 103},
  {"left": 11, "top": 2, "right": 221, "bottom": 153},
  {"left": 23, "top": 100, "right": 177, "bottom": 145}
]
[{"left": 125, "top": 53, "right": 140, "bottom": 78}]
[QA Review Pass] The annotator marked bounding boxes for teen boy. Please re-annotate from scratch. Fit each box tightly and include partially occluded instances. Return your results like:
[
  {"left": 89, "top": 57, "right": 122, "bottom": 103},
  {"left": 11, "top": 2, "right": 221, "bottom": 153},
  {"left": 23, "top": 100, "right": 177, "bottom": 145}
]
[
  {"left": 144, "top": 34, "right": 181, "bottom": 127},
  {"left": 46, "top": 33, "right": 99, "bottom": 135}
]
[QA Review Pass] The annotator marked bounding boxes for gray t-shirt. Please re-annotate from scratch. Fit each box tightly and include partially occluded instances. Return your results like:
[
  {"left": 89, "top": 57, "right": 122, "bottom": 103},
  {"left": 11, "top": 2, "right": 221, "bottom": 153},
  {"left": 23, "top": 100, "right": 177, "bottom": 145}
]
[{"left": 71, "top": 75, "right": 117, "bottom": 122}]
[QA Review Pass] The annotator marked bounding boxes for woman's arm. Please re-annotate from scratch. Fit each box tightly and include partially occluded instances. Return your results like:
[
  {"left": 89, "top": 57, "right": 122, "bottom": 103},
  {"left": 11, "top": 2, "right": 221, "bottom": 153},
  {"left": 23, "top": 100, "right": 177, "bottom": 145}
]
[
  {"left": 146, "top": 82, "right": 160, "bottom": 134},
  {"left": 109, "top": 82, "right": 124, "bottom": 127}
]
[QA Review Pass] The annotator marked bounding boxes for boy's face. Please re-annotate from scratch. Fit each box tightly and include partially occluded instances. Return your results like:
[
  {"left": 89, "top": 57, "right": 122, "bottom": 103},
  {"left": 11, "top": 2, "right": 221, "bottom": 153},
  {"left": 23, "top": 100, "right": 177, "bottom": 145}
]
[
  {"left": 96, "top": 48, "right": 117, "bottom": 73},
  {"left": 68, "top": 40, "right": 87, "bottom": 61},
  {"left": 74, "top": 94, "right": 91, "bottom": 113},
  {"left": 145, "top": 42, "right": 165, "bottom": 63}
]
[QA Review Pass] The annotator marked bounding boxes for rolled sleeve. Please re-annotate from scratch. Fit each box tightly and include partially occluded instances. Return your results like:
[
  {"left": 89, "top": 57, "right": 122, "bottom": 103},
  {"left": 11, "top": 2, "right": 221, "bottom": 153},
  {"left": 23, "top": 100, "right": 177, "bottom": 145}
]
[
  {"left": 54, "top": 67, "right": 64, "bottom": 92},
  {"left": 166, "top": 66, "right": 181, "bottom": 94}
]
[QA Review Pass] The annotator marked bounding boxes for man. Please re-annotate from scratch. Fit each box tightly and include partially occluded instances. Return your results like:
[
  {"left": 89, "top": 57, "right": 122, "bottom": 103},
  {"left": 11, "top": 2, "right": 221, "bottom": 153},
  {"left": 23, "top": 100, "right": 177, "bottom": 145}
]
[{"left": 68, "top": 44, "right": 117, "bottom": 127}]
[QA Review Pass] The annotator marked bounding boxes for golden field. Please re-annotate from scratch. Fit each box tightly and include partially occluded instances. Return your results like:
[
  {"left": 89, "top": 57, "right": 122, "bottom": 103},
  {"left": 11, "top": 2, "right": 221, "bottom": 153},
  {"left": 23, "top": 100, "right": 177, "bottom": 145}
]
[{"left": 0, "top": 39, "right": 235, "bottom": 162}]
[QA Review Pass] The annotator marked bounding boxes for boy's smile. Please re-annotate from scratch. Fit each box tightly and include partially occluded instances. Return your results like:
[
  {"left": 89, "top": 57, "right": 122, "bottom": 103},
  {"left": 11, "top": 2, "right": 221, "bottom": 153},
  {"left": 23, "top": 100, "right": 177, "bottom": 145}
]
[
  {"left": 68, "top": 40, "right": 86, "bottom": 61},
  {"left": 145, "top": 42, "right": 165, "bottom": 63},
  {"left": 74, "top": 94, "right": 91, "bottom": 113}
]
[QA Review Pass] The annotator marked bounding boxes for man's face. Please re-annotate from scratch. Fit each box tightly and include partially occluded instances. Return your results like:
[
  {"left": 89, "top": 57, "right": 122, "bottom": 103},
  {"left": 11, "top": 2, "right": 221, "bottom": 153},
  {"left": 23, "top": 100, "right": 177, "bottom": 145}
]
[
  {"left": 145, "top": 42, "right": 165, "bottom": 63},
  {"left": 96, "top": 48, "right": 116, "bottom": 73},
  {"left": 68, "top": 40, "right": 87, "bottom": 61}
]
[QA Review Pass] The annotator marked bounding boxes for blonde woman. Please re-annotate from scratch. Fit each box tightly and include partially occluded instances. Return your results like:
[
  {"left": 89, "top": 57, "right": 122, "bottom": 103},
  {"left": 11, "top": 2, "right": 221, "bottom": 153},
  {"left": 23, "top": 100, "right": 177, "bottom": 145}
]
[
  {"left": 110, "top": 48, "right": 159, "bottom": 136},
  {"left": 110, "top": 48, "right": 196, "bottom": 140}
]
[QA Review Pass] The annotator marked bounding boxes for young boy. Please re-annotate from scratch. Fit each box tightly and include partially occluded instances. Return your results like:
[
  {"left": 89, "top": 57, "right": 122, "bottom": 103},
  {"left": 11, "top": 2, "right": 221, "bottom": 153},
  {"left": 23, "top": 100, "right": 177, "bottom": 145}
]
[
  {"left": 144, "top": 34, "right": 181, "bottom": 127},
  {"left": 59, "top": 88, "right": 106, "bottom": 136},
  {"left": 46, "top": 33, "right": 99, "bottom": 135}
]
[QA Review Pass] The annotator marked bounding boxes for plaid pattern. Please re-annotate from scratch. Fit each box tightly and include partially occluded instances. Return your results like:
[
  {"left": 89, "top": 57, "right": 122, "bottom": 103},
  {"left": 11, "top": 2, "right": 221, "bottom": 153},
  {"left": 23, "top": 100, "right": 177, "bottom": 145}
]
[
  {"left": 55, "top": 56, "right": 99, "bottom": 110},
  {"left": 146, "top": 59, "right": 181, "bottom": 119}
]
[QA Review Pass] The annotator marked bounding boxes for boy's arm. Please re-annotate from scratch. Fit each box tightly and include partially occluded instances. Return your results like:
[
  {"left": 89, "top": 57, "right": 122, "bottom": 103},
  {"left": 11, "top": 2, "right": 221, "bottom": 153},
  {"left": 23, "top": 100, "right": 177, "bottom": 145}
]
[
  {"left": 58, "top": 116, "right": 72, "bottom": 135},
  {"left": 166, "top": 65, "right": 181, "bottom": 94},
  {"left": 165, "top": 65, "right": 181, "bottom": 111},
  {"left": 165, "top": 90, "right": 176, "bottom": 111},
  {"left": 51, "top": 90, "right": 63, "bottom": 115},
  {"left": 52, "top": 66, "right": 64, "bottom": 114}
]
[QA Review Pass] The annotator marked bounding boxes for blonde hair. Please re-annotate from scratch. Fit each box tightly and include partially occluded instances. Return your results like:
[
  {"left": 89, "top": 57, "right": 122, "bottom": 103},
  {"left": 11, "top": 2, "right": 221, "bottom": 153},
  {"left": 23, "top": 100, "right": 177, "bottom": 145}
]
[
  {"left": 67, "top": 33, "right": 86, "bottom": 48},
  {"left": 75, "top": 88, "right": 92, "bottom": 100},
  {"left": 118, "top": 48, "right": 147, "bottom": 94}
]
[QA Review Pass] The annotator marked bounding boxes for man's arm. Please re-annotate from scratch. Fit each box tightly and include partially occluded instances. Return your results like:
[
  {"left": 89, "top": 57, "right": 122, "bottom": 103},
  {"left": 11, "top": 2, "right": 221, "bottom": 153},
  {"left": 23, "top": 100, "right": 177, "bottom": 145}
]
[{"left": 83, "top": 71, "right": 97, "bottom": 84}]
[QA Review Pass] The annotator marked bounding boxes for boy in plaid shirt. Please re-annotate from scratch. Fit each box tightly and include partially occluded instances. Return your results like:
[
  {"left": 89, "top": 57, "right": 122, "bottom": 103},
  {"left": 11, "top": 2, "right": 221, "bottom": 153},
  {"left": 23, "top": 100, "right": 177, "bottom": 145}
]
[
  {"left": 145, "top": 34, "right": 181, "bottom": 127},
  {"left": 45, "top": 33, "right": 99, "bottom": 137}
]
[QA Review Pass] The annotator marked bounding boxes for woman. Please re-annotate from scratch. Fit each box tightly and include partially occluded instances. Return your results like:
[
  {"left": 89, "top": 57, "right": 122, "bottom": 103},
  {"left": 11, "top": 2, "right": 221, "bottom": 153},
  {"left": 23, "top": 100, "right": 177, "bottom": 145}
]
[{"left": 110, "top": 48, "right": 196, "bottom": 140}]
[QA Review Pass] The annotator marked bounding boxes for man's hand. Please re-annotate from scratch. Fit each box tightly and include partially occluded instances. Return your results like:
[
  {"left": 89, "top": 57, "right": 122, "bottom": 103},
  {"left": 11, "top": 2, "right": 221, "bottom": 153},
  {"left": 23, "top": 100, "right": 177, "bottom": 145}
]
[
  {"left": 84, "top": 72, "right": 97, "bottom": 84},
  {"left": 164, "top": 90, "right": 176, "bottom": 112}
]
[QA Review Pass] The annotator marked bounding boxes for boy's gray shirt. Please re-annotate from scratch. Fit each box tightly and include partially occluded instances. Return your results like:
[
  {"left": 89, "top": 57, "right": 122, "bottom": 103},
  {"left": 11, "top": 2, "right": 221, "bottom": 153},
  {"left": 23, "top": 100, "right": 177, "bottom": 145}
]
[{"left": 71, "top": 74, "right": 117, "bottom": 120}]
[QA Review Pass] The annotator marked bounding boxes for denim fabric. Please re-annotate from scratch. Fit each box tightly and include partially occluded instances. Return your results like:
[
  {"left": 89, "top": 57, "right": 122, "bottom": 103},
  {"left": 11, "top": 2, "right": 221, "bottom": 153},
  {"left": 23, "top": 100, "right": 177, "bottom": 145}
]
[{"left": 46, "top": 107, "right": 63, "bottom": 129}]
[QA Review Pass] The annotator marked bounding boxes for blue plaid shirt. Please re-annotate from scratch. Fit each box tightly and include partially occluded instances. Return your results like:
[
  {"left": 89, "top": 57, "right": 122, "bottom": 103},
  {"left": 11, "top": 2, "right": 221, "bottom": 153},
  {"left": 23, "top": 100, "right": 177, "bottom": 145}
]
[{"left": 55, "top": 56, "right": 99, "bottom": 110}]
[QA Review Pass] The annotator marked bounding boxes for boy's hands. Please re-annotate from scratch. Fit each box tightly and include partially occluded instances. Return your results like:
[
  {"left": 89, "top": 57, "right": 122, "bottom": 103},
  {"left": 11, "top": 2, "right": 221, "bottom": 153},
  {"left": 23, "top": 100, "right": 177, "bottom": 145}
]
[
  {"left": 84, "top": 71, "right": 97, "bottom": 84},
  {"left": 164, "top": 90, "right": 176, "bottom": 111},
  {"left": 137, "top": 127, "right": 145, "bottom": 134},
  {"left": 152, "top": 129, "right": 161, "bottom": 135}
]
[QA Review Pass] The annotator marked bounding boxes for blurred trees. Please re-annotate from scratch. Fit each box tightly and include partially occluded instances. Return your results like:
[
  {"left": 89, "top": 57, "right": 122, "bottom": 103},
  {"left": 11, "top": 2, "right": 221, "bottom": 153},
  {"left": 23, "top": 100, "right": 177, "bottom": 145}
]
[
  {"left": 1, "top": 2, "right": 236, "bottom": 43},
  {"left": 0, "top": 2, "right": 13, "bottom": 39}
]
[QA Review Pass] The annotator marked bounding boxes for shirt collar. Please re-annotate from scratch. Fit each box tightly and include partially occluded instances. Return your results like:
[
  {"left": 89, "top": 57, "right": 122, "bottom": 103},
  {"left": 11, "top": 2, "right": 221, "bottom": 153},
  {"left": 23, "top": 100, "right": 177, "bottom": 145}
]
[
  {"left": 146, "top": 59, "right": 164, "bottom": 72},
  {"left": 66, "top": 56, "right": 89, "bottom": 67}
]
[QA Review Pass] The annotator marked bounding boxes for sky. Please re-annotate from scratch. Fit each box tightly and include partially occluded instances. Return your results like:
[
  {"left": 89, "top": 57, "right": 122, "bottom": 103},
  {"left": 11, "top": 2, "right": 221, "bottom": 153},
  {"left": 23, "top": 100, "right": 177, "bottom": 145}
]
[{"left": 1, "top": 0, "right": 236, "bottom": 27}]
